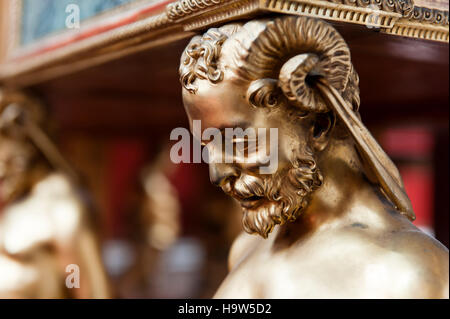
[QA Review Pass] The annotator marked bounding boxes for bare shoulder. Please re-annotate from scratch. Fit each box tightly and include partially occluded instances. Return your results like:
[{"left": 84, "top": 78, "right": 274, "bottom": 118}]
[
  {"left": 339, "top": 222, "right": 449, "bottom": 298},
  {"left": 385, "top": 227, "right": 449, "bottom": 298},
  {"left": 36, "top": 173, "right": 87, "bottom": 239},
  {"left": 0, "top": 173, "right": 86, "bottom": 254}
]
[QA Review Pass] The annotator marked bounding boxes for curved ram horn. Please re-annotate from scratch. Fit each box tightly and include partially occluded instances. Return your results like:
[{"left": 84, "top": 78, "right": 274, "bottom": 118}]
[{"left": 279, "top": 53, "right": 329, "bottom": 113}]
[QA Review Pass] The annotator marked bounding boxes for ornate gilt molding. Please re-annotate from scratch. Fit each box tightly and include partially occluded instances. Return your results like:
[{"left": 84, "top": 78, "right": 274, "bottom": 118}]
[
  {"left": 181, "top": 0, "right": 260, "bottom": 30},
  {"left": 262, "top": 0, "right": 402, "bottom": 28},
  {"left": 166, "top": 0, "right": 227, "bottom": 20},
  {"left": 381, "top": 4, "right": 449, "bottom": 42},
  {"left": 258, "top": 0, "right": 448, "bottom": 41},
  {"left": 383, "top": 18, "right": 449, "bottom": 41},
  {"left": 410, "top": 6, "right": 449, "bottom": 24},
  {"left": 0, "top": 0, "right": 447, "bottom": 86},
  {"left": 164, "top": 0, "right": 449, "bottom": 41}
]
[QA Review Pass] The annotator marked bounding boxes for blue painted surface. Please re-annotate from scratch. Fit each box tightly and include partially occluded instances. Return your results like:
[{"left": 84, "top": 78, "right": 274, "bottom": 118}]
[{"left": 21, "top": 0, "right": 135, "bottom": 45}]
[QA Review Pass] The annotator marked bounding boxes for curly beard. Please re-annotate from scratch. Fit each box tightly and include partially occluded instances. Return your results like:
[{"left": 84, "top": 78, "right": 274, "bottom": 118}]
[{"left": 223, "top": 148, "right": 323, "bottom": 238}]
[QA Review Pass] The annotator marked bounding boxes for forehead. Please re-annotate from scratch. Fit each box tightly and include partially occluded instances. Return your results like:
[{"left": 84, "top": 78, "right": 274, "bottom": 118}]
[{"left": 182, "top": 79, "right": 256, "bottom": 131}]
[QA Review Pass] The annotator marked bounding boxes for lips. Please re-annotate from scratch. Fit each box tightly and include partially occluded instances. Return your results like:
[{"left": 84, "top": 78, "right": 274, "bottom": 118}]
[
  {"left": 238, "top": 195, "right": 264, "bottom": 209},
  {"left": 221, "top": 181, "right": 266, "bottom": 209}
]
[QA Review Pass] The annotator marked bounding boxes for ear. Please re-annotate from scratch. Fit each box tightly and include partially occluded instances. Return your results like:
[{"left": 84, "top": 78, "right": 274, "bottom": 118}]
[{"left": 310, "top": 111, "right": 335, "bottom": 152}]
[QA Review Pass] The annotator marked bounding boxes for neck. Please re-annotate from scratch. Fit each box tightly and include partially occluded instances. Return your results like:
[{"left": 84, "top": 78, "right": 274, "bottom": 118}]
[{"left": 278, "top": 138, "right": 391, "bottom": 238}]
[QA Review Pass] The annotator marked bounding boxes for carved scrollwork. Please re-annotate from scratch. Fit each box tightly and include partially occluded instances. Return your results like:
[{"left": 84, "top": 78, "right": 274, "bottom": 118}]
[
  {"left": 324, "top": 0, "right": 414, "bottom": 15},
  {"left": 354, "top": 0, "right": 371, "bottom": 7},
  {"left": 313, "top": 1, "right": 447, "bottom": 25},
  {"left": 166, "top": 0, "right": 225, "bottom": 21},
  {"left": 395, "top": 0, "right": 414, "bottom": 17},
  {"left": 411, "top": 6, "right": 449, "bottom": 25},
  {"left": 166, "top": 0, "right": 447, "bottom": 42}
]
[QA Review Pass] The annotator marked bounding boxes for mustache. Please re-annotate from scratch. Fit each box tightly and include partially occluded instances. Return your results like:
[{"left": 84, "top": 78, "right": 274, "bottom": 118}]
[
  {"left": 224, "top": 157, "right": 320, "bottom": 202},
  {"left": 223, "top": 173, "right": 282, "bottom": 202},
  {"left": 220, "top": 153, "right": 323, "bottom": 238},
  {"left": 232, "top": 174, "right": 265, "bottom": 199}
]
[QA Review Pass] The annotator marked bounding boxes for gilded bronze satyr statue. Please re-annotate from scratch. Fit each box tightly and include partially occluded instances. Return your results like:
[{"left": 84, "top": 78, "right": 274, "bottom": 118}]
[
  {"left": 0, "top": 90, "right": 110, "bottom": 298},
  {"left": 179, "top": 16, "right": 449, "bottom": 298}
]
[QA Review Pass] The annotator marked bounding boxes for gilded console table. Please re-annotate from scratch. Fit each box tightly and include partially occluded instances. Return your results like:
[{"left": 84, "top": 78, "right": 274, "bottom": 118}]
[{"left": 0, "top": 0, "right": 448, "bottom": 87}]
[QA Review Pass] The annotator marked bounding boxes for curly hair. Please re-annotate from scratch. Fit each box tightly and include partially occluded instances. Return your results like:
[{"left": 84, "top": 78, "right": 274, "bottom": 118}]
[{"left": 179, "top": 16, "right": 360, "bottom": 114}]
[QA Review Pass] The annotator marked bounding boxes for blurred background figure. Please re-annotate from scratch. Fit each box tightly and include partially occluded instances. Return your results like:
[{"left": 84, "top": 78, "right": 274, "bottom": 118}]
[
  {"left": 100, "top": 143, "right": 243, "bottom": 298},
  {"left": 0, "top": 90, "right": 110, "bottom": 298},
  {"left": 102, "top": 146, "right": 184, "bottom": 298},
  {"left": 140, "top": 147, "right": 181, "bottom": 252}
]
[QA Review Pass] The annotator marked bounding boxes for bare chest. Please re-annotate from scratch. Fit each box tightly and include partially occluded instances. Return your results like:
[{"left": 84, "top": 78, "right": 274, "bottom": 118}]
[{"left": 215, "top": 232, "right": 407, "bottom": 298}]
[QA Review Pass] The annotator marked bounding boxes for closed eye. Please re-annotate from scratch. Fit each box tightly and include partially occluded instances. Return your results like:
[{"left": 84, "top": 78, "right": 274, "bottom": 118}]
[{"left": 232, "top": 138, "right": 258, "bottom": 157}]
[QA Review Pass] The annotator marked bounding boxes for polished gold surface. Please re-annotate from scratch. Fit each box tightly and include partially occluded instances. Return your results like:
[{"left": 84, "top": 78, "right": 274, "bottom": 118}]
[
  {"left": 179, "top": 15, "right": 449, "bottom": 298},
  {"left": 0, "top": 90, "right": 110, "bottom": 298}
]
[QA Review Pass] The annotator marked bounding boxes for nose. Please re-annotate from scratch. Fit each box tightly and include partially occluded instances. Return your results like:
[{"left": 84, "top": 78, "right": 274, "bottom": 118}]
[{"left": 209, "top": 163, "right": 239, "bottom": 187}]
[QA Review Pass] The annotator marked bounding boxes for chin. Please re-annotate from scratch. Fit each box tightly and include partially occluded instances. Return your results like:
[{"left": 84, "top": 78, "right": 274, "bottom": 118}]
[
  {"left": 240, "top": 190, "right": 313, "bottom": 238},
  {"left": 241, "top": 199, "right": 287, "bottom": 238}
]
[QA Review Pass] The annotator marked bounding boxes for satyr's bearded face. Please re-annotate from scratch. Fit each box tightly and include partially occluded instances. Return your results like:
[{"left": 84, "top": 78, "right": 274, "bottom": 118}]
[
  {"left": 179, "top": 17, "right": 362, "bottom": 237},
  {"left": 222, "top": 150, "right": 322, "bottom": 238},
  {"left": 183, "top": 79, "right": 324, "bottom": 238}
]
